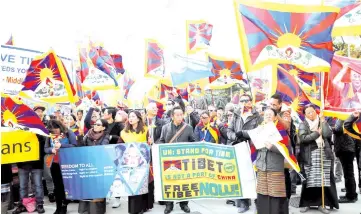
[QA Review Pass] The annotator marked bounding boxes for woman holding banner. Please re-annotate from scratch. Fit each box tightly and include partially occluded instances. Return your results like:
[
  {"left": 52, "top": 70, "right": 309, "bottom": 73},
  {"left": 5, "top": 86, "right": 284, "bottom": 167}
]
[
  {"left": 254, "top": 108, "right": 289, "bottom": 214},
  {"left": 298, "top": 105, "right": 338, "bottom": 214},
  {"left": 78, "top": 119, "right": 110, "bottom": 214},
  {"left": 118, "top": 111, "right": 153, "bottom": 214},
  {"left": 45, "top": 120, "right": 77, "bottom": 214}
]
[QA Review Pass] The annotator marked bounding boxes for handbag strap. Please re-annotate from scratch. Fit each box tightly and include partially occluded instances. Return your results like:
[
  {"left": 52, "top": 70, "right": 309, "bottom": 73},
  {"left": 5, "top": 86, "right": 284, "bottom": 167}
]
[{"left": 169, "top": 124, "right": 187, "bottom": 144}]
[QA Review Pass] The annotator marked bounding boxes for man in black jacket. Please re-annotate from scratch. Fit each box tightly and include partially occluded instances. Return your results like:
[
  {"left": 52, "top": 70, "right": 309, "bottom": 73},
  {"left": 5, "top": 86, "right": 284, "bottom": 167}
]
[
  {"left": 343, "top": 112, "right": 361, "bottom": 196},
  {"left": 158, "top": 106, "right": 195, "bottom": 214},
  {"left": 227, "top": 94, "right": 263, "bottom": 213},
  {"left": 185, "top": 105, "right": 200, "bottom": 130},
  {"left": 146, "top": 102, "right": 166, "bottom": 144},
  {"left": 334, "top": 119, "right": 358, "bottom": 203},
  {"left": 102, "top": 107, "right": 124, "bottom": 145},
  {"left": 102, "top": 107, "right": 124, "bottom": 208},
  {"left": 33, "top": 106, "right": 55, "bottom": 202},
  {"left": 12, "top": 135, "right": 46, "bottom": 214}
]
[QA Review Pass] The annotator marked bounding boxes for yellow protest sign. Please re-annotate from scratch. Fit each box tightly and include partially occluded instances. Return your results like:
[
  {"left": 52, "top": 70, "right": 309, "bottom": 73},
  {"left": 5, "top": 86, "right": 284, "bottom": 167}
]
[
  {"left": 153, "top": 142, "right": 249, "bottom": 201},
  {"left": 1, "top": 130, "right": 39, "bottom": 164}
]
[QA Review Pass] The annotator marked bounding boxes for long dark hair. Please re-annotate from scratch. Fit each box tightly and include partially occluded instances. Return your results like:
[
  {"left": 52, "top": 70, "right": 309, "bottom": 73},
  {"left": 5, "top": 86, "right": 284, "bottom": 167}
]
[
  {"left": 47, "top": 119, "right": 68, "bottom": 134},
  {"left": 124, "top": 111, "right": 146, "bottom": 134},
  {"left": 97, "top": 119, "right": 109, "bottom": 130}
]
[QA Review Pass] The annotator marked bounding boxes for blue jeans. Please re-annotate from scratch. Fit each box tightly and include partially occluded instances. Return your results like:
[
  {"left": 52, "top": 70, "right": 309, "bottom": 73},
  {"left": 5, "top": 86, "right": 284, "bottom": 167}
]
[{"left": 18, "top": 168, "right": 44, "bottom": 205}]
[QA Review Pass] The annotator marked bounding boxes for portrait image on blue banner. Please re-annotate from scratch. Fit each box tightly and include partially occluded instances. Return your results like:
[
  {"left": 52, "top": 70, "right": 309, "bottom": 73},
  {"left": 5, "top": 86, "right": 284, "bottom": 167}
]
[{"left": 59, "top": 143, "right": 150, "bottom": 200}]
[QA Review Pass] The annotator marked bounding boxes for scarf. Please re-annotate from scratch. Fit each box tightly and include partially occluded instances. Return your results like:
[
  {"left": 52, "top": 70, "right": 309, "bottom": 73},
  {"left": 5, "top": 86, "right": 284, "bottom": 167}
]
[
  {"left": 87, "top": 129, "right": 105, "bottom": 141},
  {"left": 241, "top": 106, "right": 252, "bottom": 122},
  {"left": 306, "top": 116, "right": 324, "bottom": 148},
  {"left": 198, "top": 121, "right": 219, "bottom": 144}
]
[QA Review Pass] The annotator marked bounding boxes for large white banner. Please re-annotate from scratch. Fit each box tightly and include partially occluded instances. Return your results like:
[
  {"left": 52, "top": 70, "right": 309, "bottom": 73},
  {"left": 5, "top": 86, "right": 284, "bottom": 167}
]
[{"left": 0, "top": 45, "right": 73, "bottom": 95}]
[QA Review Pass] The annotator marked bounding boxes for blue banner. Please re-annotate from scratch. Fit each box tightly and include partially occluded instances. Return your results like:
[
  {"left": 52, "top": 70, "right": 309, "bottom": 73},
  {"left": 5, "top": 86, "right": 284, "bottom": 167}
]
[{"left": 59, "top": 143, "right": 150, "bottom": 200}]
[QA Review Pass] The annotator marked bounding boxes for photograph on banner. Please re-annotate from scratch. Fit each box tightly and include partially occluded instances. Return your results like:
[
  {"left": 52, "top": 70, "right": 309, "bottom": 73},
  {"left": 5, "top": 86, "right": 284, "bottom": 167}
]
[
  {"left": 323, "top": 55, "right": 361, "bottom": 119},
  {"left": 245, "top": 66, "right": 273, "bottom": 104},
  {"left": 58, "top": 143, "right": 150, "bottom": 200},
  {"left": 152, "top": 142, "right": 257, "bottom": 201},
  {"left": 0, "top": 45, "right": 73, "bottom": 96},
  {"left": 1, "top": 130, "right": 39, "bottom": 164}
]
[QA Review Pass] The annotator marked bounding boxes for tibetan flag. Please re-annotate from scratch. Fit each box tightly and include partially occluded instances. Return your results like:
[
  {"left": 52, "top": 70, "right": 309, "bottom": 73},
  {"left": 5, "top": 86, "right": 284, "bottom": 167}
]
[
  {"left": 169, "top": 54, "right": 213, "bottom": 86},
  {"left": 190, "top": 84, "right": 203, "bottom": 97},
  {"left": 123, "top": 73, "right": 135, "bottom": 99},
  {"left": 329, "top": 0, "right": 361, "bottom": 36},
  {"left": 274, "top": 65, "right": 319, "bottom": 120},
  {"left": 72, "top": 128, "right": 80, "bottom": 137},
  {"left": 145, "top": 39, "right": 165, "bottom": 78},
  {"left": 85, "top": 90, "right": 100, "bottom": 102},
  {"left": 279, "top": 64, "right": 321, "bottom": 94},
  {"left": 75, "top": 71, "right": 84, "bottom": 100},
  {"left": 253, "top": 90, "right": 266, "bottom": 103},
  {"left": 5, "top": 35, "right": 13, "bottom": 46},
  {"left": 187, "top": 20, "right": 213, "bottom": 54},
  {"left": 147, "top": 97, "right": 165, "bottom": 119},
  {"left": 79, "top": 48, "right": 90, "bottom": 83},
  {"left": 323, "top": 55, "right": 361, "bottom": 119},
  {"left": 208, "top": 54, "right": 245, "bottom": 84},
  {"left": 234, "top": 0, "right": 339, "bottom": 72},
  {"left": 160, "top": 84, "right": 173, "bottom": 99},
  {"left": 111, "top": 54, "right": 125, "bottom": 74},
  {"left": 89, "top": 42, "right": 118, "bottom": 87},
  {"left": 272, "top": 121, "right": 300, "bottom": 172},
  {"left": 163, "top": 160, "right": 182, "bottom": 171},
  {"left": 177, "top": 88, "right": 189, "bottom": 101},
  {"left": 1, "top": 95, "right": 49, "bottom": 136},
  {"left": 20, "top": 50, "right": 77, "bottom": 104}
]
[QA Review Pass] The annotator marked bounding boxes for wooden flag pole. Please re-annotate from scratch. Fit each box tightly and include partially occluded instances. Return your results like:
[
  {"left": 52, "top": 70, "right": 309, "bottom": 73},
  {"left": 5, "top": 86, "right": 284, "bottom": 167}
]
[
  {"left": 321, "top": 141, "right": 325, "bottom": 208},
  {"left": 319, "top": 115, "right": 325, "bottom": 209}
]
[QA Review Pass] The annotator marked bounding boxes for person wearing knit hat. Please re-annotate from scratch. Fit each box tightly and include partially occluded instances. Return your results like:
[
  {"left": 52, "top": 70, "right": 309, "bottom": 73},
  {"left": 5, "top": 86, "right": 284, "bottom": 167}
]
[{"left": 33, "top": 106, "right": 46, "bottom": 121}]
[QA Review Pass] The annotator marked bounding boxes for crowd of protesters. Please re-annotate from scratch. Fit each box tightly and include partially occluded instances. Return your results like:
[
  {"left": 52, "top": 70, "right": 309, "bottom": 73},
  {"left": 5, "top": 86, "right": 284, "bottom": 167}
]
[{"left": 1, "top": 91, "right": 361, "bottom": 214}]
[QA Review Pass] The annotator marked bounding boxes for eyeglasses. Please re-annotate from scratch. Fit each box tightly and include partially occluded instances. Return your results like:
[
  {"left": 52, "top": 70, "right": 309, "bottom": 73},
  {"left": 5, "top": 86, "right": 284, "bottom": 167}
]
[
  {"left": 240, "top": 99, "right": 250, "bottom": 103},
  {"left": 94, "top": 123, "right": 103, "bottom": 127}
]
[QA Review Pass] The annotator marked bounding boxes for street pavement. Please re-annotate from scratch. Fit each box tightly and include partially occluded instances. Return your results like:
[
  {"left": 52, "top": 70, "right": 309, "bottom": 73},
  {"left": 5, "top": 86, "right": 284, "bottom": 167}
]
[{"left": 7, "top": 160, "right": 361, "bottom": 214}]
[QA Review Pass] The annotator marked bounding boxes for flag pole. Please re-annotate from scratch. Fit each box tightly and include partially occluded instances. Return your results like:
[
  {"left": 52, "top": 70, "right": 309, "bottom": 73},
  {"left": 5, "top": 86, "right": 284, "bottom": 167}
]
[{"left": 321, "top": 137, "right": 325, "bottom": 209}]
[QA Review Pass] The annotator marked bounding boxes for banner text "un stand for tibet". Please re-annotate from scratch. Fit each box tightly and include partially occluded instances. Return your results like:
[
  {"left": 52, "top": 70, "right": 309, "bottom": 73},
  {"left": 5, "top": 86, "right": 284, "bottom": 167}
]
[{"left": 153, "top": 142, "right": 256, "bottom": 201}]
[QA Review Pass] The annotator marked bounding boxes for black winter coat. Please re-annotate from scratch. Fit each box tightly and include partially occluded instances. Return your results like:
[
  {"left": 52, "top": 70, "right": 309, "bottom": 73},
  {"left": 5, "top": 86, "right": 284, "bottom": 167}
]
[
  {"left": 333, "top": 119, "right": 355, "bottom": 156},
  {"left": 298, "top": 120, "right": 333, "bottom": 165}
]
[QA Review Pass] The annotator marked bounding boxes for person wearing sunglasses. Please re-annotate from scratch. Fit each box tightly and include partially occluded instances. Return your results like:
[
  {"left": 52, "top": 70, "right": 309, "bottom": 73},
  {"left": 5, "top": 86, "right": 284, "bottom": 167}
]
[
  {"left": 227, "top": 94, "right": 263, "bottom": 213},
  {"left": 78, "top": 119, "right": 110, "bottom": 214},
  {"left": 194, "top": 111, "right": 219, "bottom": 144}
]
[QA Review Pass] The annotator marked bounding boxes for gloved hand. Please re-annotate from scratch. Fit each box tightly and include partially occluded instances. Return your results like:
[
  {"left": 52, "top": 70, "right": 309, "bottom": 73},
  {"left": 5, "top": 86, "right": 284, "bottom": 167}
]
[{"left": 236, "top": 131, "right": 243, "bottom": 139}]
